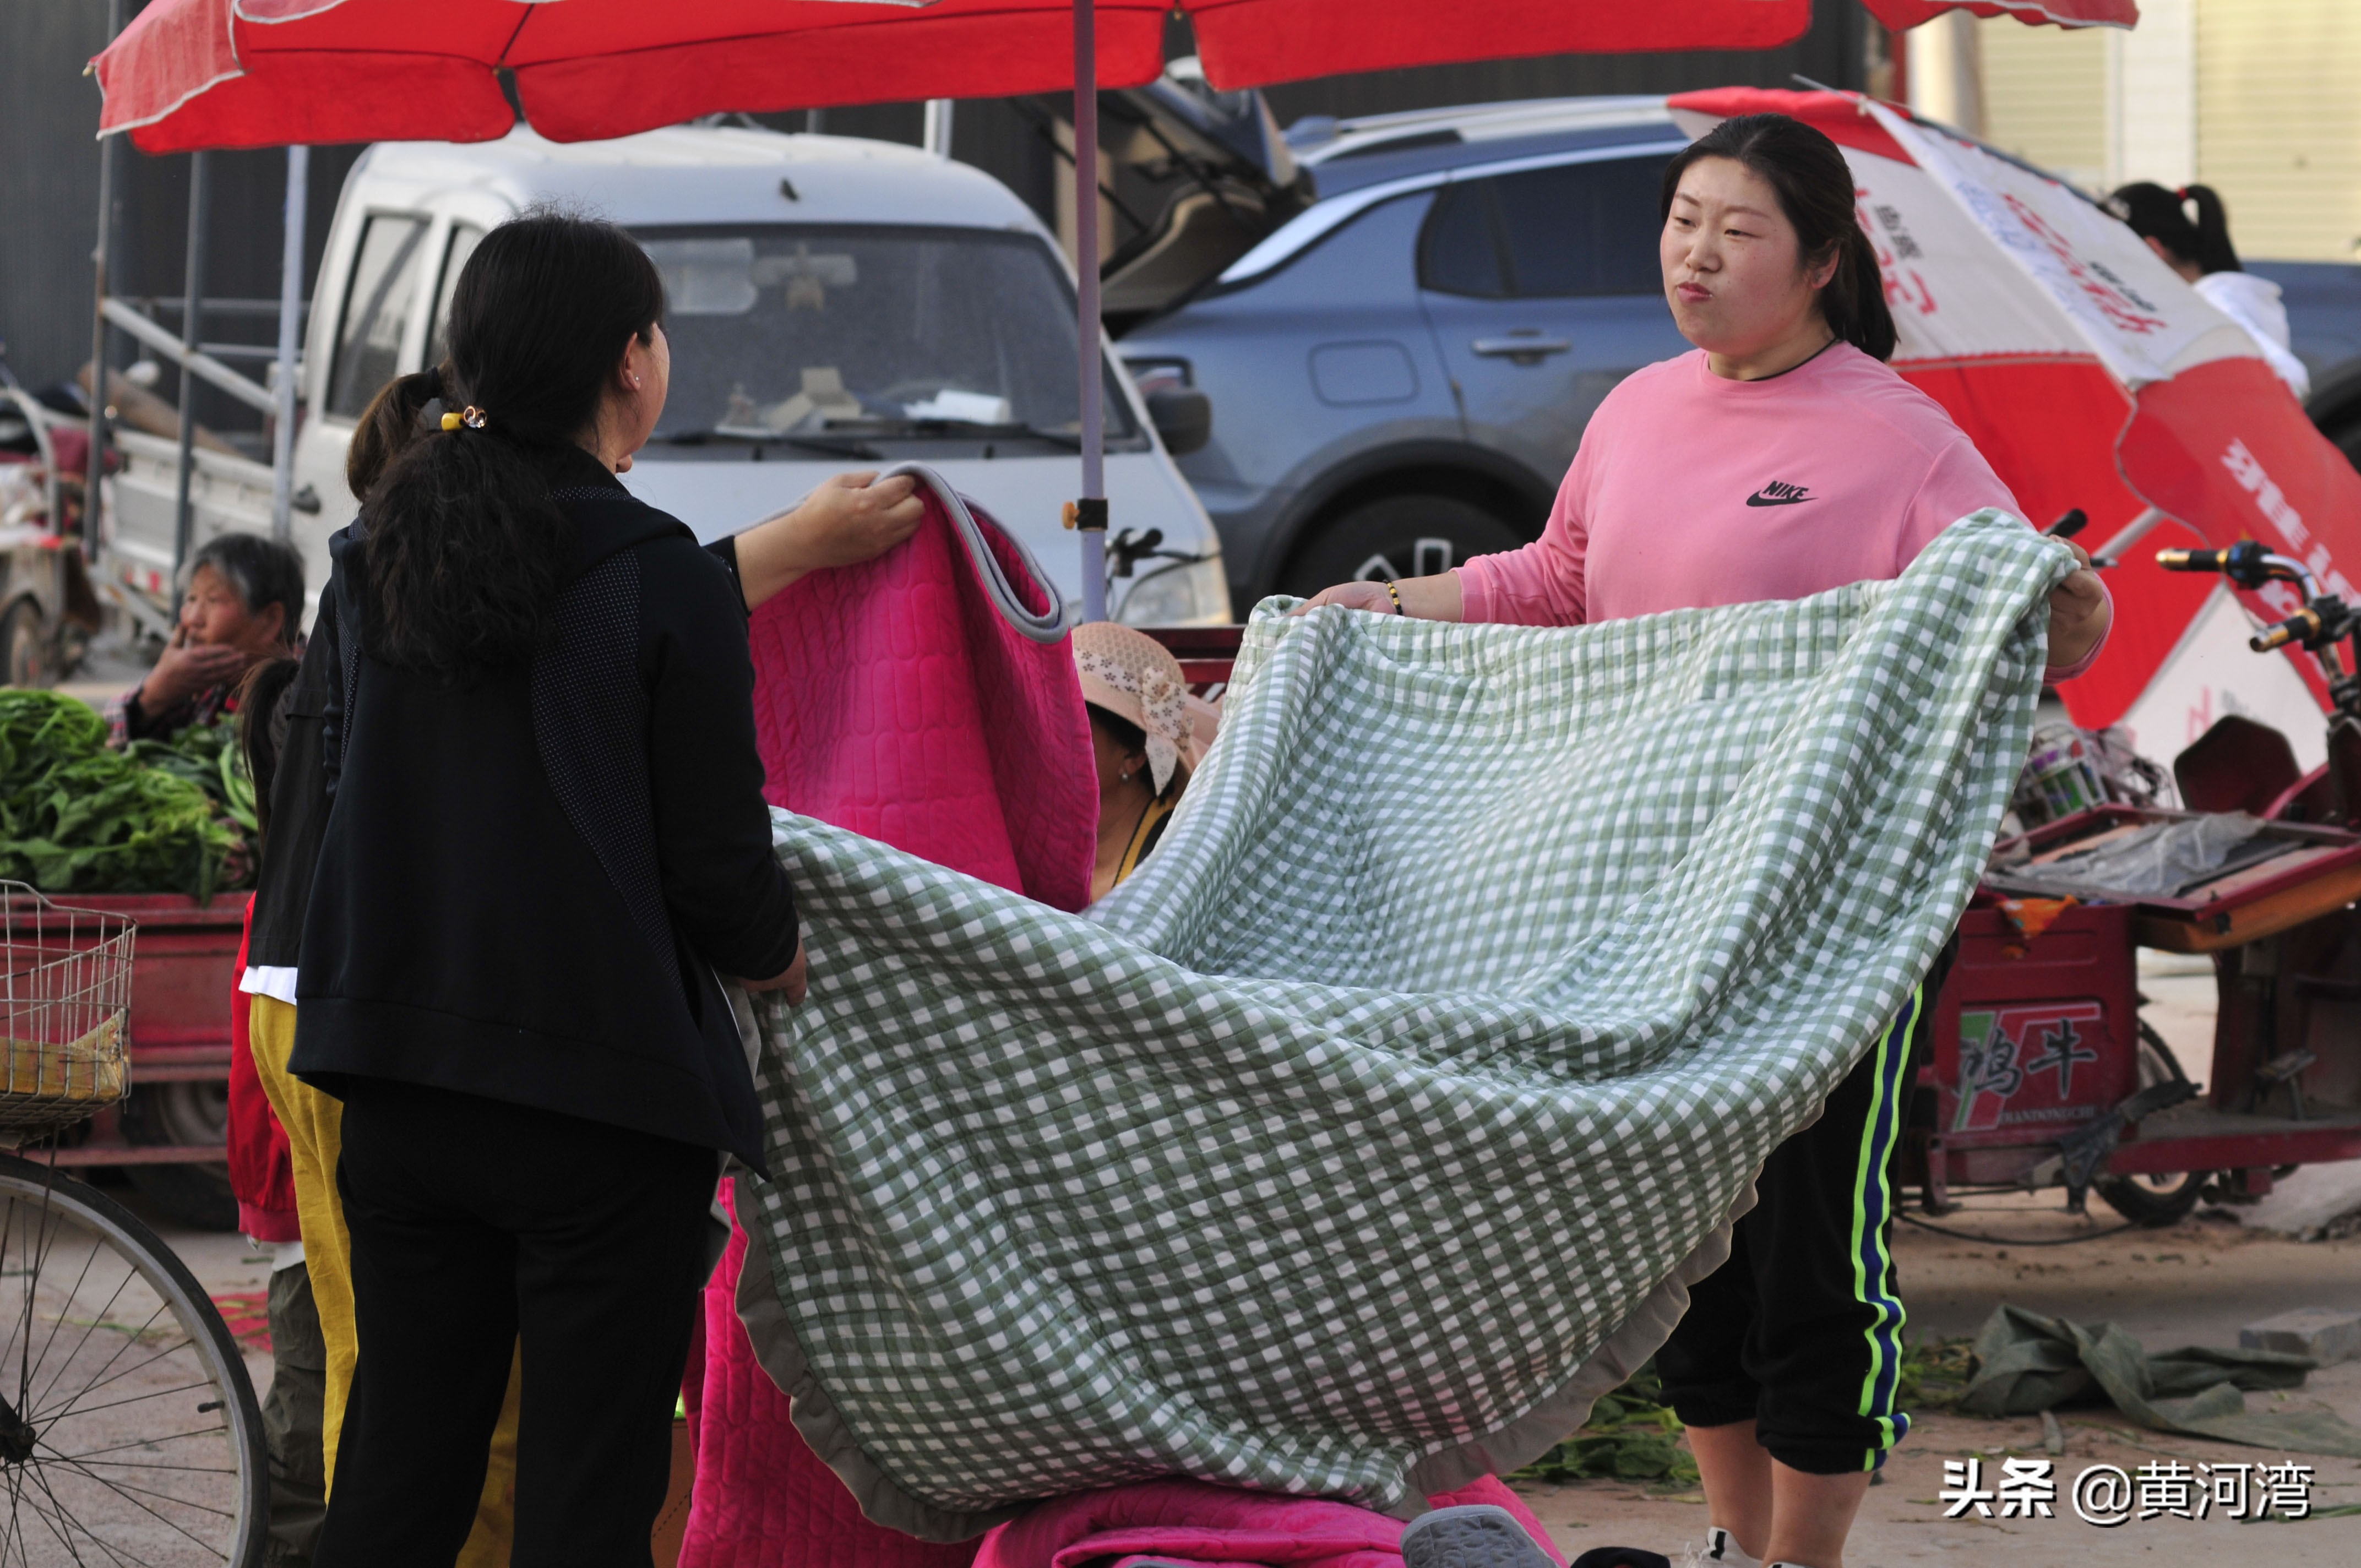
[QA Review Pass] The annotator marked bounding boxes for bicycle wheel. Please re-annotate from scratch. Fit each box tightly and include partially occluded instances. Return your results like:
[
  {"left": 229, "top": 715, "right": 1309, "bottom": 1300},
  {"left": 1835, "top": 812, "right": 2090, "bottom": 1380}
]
[{"left": 0, "top": 1150, "right": 267, "bottom": 1565}]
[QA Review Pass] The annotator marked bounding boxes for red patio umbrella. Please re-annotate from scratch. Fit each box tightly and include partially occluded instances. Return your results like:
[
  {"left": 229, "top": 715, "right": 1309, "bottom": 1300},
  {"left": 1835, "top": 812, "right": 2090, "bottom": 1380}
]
[
  {"left": 94, "top": 0, "right": 2137, "bottom": 620},
  {"left": 95, "top": 2, "right": 2133, "bottom": 155}
]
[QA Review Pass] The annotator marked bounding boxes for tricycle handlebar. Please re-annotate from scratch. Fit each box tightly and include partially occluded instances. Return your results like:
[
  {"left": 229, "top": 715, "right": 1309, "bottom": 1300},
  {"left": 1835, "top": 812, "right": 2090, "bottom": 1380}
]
[
  {"left": 2155, "top": 539, "right": 2318, "bottom": 598},
  {"left": 2251, "top": 607, "right": 2325, "bottom": 654}
]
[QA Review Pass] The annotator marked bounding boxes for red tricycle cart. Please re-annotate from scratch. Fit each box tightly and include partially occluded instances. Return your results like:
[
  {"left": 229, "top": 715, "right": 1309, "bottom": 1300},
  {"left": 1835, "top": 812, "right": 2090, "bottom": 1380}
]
[
  {"left": 1151, "top": 550, "right": 2361, "bottom": 1231},
  {"left": 1916, "top": 537, "right": 2361, "bottom": 1224}
]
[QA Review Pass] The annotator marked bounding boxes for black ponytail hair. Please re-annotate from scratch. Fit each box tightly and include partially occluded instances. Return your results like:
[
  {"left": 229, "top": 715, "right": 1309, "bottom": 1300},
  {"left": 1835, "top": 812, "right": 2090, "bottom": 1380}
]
[
  {"left": 345, "top": 210, "right": 665, "bottom": 680},
  {"left": 236, "top": 655, "right": 302, "bottom": 847},
  {"left": 2107, "top": 182, "right": 2241, "bottom": 275},
  {"left": 1660, "top": 113, "right": 1897, "bottom": 362}
]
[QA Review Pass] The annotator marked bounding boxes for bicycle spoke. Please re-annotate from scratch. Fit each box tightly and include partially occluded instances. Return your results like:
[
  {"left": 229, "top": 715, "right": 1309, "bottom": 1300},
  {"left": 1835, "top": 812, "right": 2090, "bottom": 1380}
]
[
  {"left": 10, "top": 1469, "right": 116, "bottom": 1568},
  {"left": 2, "top": 1194, "right": 20, "bottom": 1414},
  {"left": 37, "top": 1379, "right": 219, "bottom": 1425},
  {"left": 24, "top": 1229, "right": 107, "bottom": 1408},
  {"left": 28, "top": 1458, "right": 234, "bottom": 1523},
  {"left": 25, "top": 1260, "right": 142, "bottom": 1422},
  {"left": 21, "top": 1179, "right": 73, "bottom": 1334},
  {"left": 32, "top": 1309, "right": 193, "bottom": 1426},
  {"left": 13, "top": 1464, "right": 97, "bottom": 1568},
  {"left": 7, "top": 1195, "right": 41, "bottom": 1416},
  {"left": 29, "top": 1441, "right": 228, "bottom": 1558},
  {"left": 22, "top": 1462, "right": 155, "bottom": 1568},
  {"left": 23, "top": 1284, "right": 145, "bottom": 1426},
  {"left": 4, "top": 1492, "right": 35, "bottom": 1568},
  {"left": 51, "top": 1457, "right": 236, "bottom": 1478},
  {"left": 2, "top": 1446, "right": 37, "bottom": 1568},
  {"left": 32, "top": 1442, "right": 185, "bottom": 1568},
  {"left": 37, "top": 1323, "right": 209, "bottom": 1425},
  {"left": 44, "top": 1423, "right": 232, "bottom": 1464}
]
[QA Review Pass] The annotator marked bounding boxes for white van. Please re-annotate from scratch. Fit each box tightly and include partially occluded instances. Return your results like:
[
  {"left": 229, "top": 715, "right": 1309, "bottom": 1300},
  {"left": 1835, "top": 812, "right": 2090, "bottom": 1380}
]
[{"left": 117, "top": 126, "right": 1231, "bottom": 627}]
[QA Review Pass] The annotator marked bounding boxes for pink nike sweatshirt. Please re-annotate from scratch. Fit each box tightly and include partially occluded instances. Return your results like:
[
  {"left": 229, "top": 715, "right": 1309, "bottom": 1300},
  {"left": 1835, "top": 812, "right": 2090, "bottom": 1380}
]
[{"left": 1454, "top": 344, "right": 2106, "bottom": 677}]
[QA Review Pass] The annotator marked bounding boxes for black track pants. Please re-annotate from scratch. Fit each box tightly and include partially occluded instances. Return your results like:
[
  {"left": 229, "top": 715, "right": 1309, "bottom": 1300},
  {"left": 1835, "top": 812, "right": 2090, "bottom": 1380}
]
[
  {"left": 1656, "top": 981, "right": 1929, "bottom": 1475},
  {"left": 314, "top": 1079, "right": 716, "bottom": 1568}
]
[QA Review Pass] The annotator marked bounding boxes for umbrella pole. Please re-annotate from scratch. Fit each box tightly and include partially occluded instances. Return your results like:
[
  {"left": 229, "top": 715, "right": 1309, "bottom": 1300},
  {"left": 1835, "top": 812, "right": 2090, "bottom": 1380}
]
[
  {"left": 269, "top": 145, "right": 308, "bottom": 545},
  {"left": 1074, "top": 0, "right": 1107, "bottom": 624},
  {"left": 85, "top": 0, "right": 123, "bottom": 565},
  {"left": 172, "top": 150, "right": 209, "bottom": 582}
]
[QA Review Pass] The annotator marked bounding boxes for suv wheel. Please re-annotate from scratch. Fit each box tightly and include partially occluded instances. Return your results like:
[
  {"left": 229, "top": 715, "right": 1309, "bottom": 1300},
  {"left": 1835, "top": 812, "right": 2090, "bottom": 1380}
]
[{"left": 1280, "top": 495, "right": 1526, "bottom": 599}]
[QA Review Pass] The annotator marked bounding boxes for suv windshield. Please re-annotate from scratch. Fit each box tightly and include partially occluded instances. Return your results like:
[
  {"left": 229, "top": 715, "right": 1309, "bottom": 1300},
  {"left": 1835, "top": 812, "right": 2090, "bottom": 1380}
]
[{"left": 634, "top": 224, "right": 1138, "bottom": 444}]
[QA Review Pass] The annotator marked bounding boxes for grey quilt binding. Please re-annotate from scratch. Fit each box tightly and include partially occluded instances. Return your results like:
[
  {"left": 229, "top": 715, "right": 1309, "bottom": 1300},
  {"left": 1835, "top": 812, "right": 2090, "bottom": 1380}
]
[
  {"left": 732, "top": 1179, "right": 1758, "bottom": 1542},
  {"left": 882, "top": 461, "right": 1069, "bottom": 641}
]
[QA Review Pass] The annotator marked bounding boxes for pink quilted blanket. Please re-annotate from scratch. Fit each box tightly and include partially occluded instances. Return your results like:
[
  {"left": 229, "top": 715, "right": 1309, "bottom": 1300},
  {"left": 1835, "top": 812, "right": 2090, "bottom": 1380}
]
[
  {"left": 744, "top": 467, "right": 1097, "bottom": 910},
  {"left": 970, "top": 1477, "right": 1566, "bottom": 1568},
  {"left": 681, "top": 468, "right": 1096, "bottom": 1566}
]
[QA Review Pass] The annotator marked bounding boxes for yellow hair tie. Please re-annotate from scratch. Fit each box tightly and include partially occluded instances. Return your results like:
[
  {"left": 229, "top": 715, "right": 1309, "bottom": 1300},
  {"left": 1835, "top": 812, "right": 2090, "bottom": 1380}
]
[
  {"left": 440, "top": 411, "right": 462, "bottom": 432},
  {"left": 438, "top": 406, "right": 488, "bottom": 432}
]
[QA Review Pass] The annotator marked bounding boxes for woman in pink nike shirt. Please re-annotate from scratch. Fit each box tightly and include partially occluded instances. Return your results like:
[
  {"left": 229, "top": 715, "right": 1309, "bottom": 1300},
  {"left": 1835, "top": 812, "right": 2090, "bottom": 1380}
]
[{"left": 1302, "top": 114, "right": 2108, "bottom": 1568}]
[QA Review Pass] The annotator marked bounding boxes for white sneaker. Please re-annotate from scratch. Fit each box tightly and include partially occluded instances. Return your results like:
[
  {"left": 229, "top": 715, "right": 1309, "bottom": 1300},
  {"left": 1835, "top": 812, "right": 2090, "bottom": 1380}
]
[{"left": 1702, "top": 1529, "right": 1760, "bottom": 1568}]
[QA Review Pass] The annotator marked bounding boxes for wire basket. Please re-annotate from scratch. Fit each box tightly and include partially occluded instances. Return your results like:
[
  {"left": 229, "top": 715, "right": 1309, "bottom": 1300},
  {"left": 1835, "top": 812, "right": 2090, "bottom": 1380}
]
[{"left": 0, "top": 883, "right": 133, "bottom": 1134}]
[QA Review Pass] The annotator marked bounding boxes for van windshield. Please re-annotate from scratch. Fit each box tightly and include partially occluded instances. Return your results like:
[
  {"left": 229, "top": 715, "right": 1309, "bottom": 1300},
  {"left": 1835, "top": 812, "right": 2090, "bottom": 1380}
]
[{"left": 633, "top": 224, "right": 1138, "bottom": 445}]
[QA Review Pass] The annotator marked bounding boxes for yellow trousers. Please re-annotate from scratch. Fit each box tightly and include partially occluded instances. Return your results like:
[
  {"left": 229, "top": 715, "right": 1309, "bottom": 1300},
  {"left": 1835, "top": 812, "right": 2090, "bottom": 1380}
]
[{"left": 248, "top": 995, "right": 523, "bottom": 1565}]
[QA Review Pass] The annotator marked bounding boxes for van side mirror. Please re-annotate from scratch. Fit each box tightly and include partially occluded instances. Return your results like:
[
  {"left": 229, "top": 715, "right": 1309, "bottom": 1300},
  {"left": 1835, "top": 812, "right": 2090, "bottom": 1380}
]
[{"left": 1146, "top": 386, "right": 1211, "bottom": 458}]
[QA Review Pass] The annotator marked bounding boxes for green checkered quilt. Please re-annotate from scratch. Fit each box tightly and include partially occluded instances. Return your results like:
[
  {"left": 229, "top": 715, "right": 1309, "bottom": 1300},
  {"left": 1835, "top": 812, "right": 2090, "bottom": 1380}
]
[{"left": 733, "top": 513, "right": 2075, "bottom": 1539}]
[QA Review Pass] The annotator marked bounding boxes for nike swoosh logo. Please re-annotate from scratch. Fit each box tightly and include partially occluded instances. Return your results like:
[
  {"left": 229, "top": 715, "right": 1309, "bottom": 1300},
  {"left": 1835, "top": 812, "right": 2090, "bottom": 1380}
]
[{"left": 1746, "top": 488, "right": 1813, "bottom": 507}]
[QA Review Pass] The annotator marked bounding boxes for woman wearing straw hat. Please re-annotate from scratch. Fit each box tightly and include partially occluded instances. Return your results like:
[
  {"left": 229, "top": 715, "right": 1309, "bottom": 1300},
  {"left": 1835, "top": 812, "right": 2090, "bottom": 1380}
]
[{"left": 1074, "top": 622, "right": 1199, "bottom": 901}]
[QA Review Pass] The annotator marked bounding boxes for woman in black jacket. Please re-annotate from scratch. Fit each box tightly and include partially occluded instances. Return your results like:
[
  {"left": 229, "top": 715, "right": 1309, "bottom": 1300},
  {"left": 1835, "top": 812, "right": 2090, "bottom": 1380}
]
[{"left": 290, "top": 213, "right": 803, "bottom": 1567}]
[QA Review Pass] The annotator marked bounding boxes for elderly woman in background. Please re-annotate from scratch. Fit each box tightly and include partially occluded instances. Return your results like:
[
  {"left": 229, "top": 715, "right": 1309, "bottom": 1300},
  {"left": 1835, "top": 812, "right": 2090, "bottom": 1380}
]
[
  {"left": 108, "top": 532, "right": 306, "bottom": 745},
  {"left": 1075, "top": 622, "right": 1201, "bottom": 901}
]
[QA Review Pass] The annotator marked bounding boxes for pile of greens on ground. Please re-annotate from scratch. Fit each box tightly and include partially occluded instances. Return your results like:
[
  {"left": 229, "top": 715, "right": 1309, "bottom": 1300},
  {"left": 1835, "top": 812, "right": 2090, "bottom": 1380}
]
[
  {"left": 1897, "top": 1334, "right": 1977, "bottom": 1411},
  {"left": 1512, "top": 1364, "right": 1700, "bottom": 1490},
  {"left": 0, "top": 690, "right": 247, "bottom": 900}
]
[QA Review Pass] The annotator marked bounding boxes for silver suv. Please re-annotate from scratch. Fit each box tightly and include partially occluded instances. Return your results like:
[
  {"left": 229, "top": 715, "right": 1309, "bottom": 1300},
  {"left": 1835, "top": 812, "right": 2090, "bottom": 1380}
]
[{"left": 1111, "top": 93, "right": 1691, "bottom": 611}]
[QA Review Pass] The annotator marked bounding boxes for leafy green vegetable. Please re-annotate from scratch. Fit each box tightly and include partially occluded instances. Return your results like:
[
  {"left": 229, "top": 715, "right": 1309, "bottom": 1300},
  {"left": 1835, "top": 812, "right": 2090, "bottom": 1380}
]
[
  {"left": 1510, "top": 1363, "right": 1701, "bottom": 1490},
  {"left": 126, "top": 719, "right": 258, "bottom": 835},
  {"left": 0, "top": 690, "right": 239, "bottom": 899},
  {"left": 1896, "top": 1335, "right": 1977, "bottom": 1412}
]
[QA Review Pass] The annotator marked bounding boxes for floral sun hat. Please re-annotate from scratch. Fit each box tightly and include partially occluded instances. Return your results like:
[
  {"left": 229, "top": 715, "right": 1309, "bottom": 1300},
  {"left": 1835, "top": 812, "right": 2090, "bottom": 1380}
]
[{"left": 1073, "top": 621, "right": 1192, "bottom": 794}]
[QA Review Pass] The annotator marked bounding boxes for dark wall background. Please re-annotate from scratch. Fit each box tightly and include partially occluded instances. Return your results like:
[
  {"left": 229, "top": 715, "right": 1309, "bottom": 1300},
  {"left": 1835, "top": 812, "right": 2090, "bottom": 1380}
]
[{"left": 1, "top": 2, "right": 1869, "bottom": 429}]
